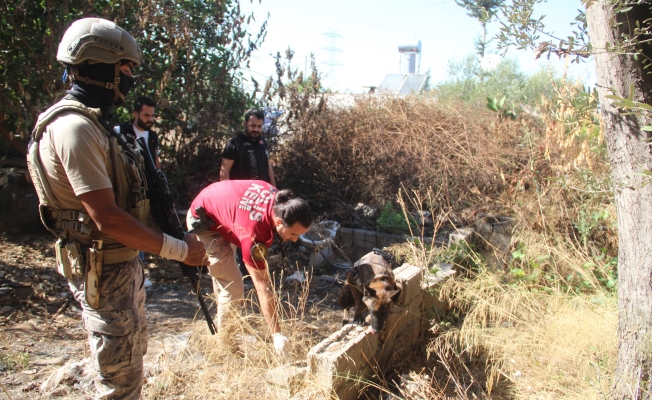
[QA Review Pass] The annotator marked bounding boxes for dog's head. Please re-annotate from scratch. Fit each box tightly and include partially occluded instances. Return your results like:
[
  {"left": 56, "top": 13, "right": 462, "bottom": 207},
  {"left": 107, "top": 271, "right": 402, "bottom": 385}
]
[{"left": 363, "top": 274, "right": 401, "bottom": 334}]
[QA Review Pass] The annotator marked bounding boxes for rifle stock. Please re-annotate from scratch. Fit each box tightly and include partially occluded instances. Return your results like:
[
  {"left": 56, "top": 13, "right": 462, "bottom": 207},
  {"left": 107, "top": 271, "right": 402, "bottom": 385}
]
[{"left": 135, "top": 137, "right": 217, "bottom": 335}]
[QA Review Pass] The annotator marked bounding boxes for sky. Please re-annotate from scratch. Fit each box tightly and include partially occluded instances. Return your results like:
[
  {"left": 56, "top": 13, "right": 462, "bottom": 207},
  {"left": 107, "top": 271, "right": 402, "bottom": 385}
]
[{"left": 239, "top": 0, "right": 594, "bottom": 94}]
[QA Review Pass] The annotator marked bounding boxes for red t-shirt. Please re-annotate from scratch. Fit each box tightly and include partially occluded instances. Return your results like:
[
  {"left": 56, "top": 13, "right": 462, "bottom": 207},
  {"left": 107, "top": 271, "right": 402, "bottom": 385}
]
[{"left": 190, "top": 180, "right": 278, "bottom": 270}]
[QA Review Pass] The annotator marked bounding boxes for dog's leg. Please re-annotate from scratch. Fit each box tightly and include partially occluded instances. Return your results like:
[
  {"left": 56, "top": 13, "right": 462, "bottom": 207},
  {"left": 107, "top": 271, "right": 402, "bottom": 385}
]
[
  {"left": 350, "top": 285, "right": 365, "bottom": 325},
  {"left": 339, "top": 281, "right": 354, "bottom": 325}
]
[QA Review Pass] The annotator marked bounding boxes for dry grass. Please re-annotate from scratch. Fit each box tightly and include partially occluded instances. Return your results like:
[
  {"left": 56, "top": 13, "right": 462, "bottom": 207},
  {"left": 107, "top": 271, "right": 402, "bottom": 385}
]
[
  {"left": 427, "top": 275, "right": 617, "bottom": 399},
  {"left": 278, "top": 95, "right": 532, "bottom": 220},
  {"left": 141, "top": 269, "right": 339, "bottom": 399}
]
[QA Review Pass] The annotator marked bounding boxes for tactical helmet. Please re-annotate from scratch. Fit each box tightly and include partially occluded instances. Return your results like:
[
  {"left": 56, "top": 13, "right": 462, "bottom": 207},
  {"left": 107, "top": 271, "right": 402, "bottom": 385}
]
[{"left": 57, "top": 18, "right": 142, "bottom": 66}]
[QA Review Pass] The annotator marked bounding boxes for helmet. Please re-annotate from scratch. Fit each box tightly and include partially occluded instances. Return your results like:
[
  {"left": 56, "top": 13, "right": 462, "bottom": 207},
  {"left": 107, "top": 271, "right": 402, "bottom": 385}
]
[{"left": 57, "top": 18, "right": 142, "bottom": 66}]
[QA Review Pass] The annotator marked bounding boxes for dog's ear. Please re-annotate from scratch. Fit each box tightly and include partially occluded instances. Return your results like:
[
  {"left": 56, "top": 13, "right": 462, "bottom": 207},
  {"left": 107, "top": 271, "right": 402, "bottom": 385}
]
[
  {"left": 364, "top": 285, "right": 377, "bottom": 297},
  {"left": 389, "top": 288, "right": 401, "bottom": 303}
]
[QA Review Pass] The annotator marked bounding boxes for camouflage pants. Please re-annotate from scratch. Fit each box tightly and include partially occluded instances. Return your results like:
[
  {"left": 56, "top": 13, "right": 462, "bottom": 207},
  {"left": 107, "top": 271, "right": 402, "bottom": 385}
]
[{"left": 69, "top": 257, "right": 147, "bottom": 400}]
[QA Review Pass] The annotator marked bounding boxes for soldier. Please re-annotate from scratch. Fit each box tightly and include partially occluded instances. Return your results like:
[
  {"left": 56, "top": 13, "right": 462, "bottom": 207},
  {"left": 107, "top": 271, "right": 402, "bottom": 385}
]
[{"left": 27, "top": 18, "right": 206, "bottom": 399}]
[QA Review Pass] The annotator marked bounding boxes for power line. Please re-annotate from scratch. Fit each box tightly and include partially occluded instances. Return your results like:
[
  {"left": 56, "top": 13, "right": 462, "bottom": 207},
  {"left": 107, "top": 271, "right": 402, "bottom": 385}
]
[{"left": 322, "top": 29, "right": 343, "bottom": 90}]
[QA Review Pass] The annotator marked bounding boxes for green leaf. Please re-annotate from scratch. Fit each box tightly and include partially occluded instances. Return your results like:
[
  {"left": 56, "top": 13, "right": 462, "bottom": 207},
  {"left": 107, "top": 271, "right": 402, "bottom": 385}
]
[{"left": 511, "top": 268, "right": 526, "bottom": 278}]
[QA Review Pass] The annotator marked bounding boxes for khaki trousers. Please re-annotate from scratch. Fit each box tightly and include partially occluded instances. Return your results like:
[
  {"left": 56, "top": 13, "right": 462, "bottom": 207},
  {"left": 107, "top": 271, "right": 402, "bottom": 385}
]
[{"left": 186, "top": 213, "right": 244, "bottom": 330}]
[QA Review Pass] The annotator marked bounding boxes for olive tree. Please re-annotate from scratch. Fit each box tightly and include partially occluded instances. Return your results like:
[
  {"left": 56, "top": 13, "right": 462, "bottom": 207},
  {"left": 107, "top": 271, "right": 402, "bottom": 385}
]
[{"left": 498, "top": 0, "right": 652, "bottom": 398}]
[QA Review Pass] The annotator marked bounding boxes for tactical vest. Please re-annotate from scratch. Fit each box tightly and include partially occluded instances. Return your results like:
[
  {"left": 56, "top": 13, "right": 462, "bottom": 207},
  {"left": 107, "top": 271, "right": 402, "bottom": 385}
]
[{"left": 27, "top": 99, "right": 151, "bottom": 271}]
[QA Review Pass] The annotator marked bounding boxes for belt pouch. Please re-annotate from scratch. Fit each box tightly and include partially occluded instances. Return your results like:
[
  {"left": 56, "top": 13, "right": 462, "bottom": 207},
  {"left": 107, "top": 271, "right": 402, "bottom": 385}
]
[
  {"left": 65, "top": 242, "right": 85, "bottom": 277},
  {"left": 85, "top": 240, "right": 104, "bottom": 309},
  {"left": 55, "top": 239, "right": 72, "bottom": 279}
]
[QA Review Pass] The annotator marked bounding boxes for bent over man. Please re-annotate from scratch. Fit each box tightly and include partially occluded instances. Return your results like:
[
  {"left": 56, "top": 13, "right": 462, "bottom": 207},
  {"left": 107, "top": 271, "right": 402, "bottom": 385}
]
[
  {"left": 27, "top": 18, "right": 206, "bottom": 399},
  {"left": 186, "top": 180, "right": 312, "bottom": 356}
]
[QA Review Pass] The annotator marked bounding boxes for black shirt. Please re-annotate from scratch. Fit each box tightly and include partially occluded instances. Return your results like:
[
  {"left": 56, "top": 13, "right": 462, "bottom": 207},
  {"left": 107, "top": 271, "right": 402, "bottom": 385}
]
[{"left": 221, "top": 132, "right": 271, "bottom": 183}]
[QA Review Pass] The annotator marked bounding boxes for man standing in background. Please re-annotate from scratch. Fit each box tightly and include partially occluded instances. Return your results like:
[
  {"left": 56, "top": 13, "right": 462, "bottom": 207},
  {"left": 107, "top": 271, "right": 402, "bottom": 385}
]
[
  {"left": 220, "top": 108, "right": 275, "bottom": 186},
  {"left": 116, "top": 96, "right": 160, "bottom": 168},
  {"left": 220, "top": 108, "right": 277, "bottom": 272}
]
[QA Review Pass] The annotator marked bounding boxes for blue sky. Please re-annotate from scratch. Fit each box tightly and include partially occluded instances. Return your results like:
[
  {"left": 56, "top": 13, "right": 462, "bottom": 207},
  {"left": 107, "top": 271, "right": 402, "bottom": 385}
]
[{"left": 241, "top": 0, "right": 594, "bottom": 94}]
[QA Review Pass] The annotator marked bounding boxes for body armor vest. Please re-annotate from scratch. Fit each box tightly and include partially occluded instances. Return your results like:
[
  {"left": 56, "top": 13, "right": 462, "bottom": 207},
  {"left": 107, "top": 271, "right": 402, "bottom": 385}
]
[{"left": 27, "top": 99, "right": 151, "bottom": 267}]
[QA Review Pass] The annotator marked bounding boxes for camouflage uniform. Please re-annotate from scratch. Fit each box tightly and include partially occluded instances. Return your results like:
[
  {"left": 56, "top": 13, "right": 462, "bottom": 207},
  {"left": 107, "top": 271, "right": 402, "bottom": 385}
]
[
  {"left": 69, "top": 258, "right": 147, "bottom": 399},
  {"left": 27, "top": 18, "right": 149, "bottom": 399}
]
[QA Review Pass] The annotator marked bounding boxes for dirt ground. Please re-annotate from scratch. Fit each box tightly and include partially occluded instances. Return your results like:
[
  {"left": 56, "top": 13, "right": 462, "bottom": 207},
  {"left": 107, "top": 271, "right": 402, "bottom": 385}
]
[{"left": 0, "top": 228, "right": 348, "bottom": 399}]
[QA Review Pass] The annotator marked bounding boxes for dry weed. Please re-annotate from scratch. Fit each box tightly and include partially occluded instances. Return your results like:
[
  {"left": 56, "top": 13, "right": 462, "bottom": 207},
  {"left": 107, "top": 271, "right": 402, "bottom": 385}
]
[
  {"left": 278, "top": 95, "right": 533, "bottom": 218},
  {"left": 140, "top": 269, "right": 336, "bottom": 399},
  {"left": 428, "top": 271, "right": 617, "bottom": 399}
]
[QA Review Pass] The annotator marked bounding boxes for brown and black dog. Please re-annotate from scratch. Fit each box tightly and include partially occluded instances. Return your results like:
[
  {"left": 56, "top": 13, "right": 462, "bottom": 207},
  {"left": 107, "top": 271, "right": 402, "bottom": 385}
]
[{"left": 338, "top": 248, "right": 401, "bottom": 334}]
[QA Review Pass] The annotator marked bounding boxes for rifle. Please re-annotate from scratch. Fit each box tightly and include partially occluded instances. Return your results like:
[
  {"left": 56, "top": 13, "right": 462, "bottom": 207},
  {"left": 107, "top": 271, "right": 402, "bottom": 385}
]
[{"left": 135, "top": 137, "right": 217, "bottom": 335}]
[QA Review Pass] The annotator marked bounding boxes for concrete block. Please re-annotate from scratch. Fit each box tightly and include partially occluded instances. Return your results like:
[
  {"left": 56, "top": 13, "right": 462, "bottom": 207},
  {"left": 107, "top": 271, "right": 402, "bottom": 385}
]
[
  {"left": 308, "top": 324, "right": 378, "bottom": 393},
  {"left": 336, "top": 378, "right": 365, "bottom": 400},
  {"left": 337, "top": 228, "right": 353, "bottom": 246},
  {"left": 352, "top": 228, "right": 366, "bottom": 245},
  {"left": 265, "top": 364, "right": 307, "bottom": 398},
  {"left": 378, "top": 306, "right": 419, "bottom": 347},
  {"left": 394, "top": 264, "right": 424, "bottom": 306},
  {"left": 422, "top": 263, "right": 456, "bottom": 291},
  {"left": 360, "top": 230, "right": 372, "bottom": 246},
  {"left": 378, "top": 313, "right": 424, "bottom": 367},
  {"left": 448, "top": 227, "right": 476, "bottom": 247}
]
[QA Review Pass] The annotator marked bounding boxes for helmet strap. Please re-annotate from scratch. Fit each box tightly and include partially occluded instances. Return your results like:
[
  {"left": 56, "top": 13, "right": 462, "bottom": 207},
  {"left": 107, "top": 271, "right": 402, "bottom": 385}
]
[{"left": 68, "top": 62, "right": 124, "bottom": 104}]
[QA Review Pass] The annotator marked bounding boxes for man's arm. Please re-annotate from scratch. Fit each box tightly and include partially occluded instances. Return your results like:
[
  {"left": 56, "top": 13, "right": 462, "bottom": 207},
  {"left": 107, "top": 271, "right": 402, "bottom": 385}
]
[
  {"left": 78, "top": 188, "right": 207, "bottom": 265},
  {"left": 246, "top": 264, "right": 281, "bottom": 334},
  {"left": 267, "top": 159, "right": 276, "bottom": 187},
  {"left": 220, "top": 158, "right": 234, "bottom": 181}
]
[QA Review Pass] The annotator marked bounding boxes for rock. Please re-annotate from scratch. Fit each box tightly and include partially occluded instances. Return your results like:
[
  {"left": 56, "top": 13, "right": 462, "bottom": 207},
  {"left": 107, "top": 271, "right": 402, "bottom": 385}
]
[
  {"left": 0, "top": 287, "right": 12, "bottom": 295},
  {"left": 1, "top": 306, "right": 13, "bottom": 314},
  {"left": 42, "top": 275, "right": 52, "bottom": 281},
  {"left": 33, "top": 356, "right": 66, "bottom": 366},
  {"left": 60, "top": 292, "right": 70, "bottom": 298}
]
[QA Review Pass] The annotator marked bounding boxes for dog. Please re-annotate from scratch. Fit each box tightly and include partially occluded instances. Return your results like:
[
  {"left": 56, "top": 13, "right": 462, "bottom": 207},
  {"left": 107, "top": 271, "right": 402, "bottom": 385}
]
[{"left": 338, "top": 248, "right": 401, "bottom": 334}]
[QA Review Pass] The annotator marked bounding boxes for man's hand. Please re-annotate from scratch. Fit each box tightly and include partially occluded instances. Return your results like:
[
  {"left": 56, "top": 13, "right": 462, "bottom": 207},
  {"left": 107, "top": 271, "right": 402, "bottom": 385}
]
[
  {"left": 182, "top": 234, "right": 208, "bottom": 266},
  {"left": 273, "top": 332, "right": 289, "bottom": 357}
]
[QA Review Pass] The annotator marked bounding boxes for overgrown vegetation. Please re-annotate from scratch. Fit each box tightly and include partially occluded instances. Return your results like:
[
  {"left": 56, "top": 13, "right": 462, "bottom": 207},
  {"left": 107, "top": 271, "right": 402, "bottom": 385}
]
[
  {"left": 1, "top": 2, "right": 621, "bottom": 397},
  {"left": 258, "top": 51, "right": 615, "bottom": 398},
  {"left": 1, "top": 0, "right": 266, "bottom": 204}
]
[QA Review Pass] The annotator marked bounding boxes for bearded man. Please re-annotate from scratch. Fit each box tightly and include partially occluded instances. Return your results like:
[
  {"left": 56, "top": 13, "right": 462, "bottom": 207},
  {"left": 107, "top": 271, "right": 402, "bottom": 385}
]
[
  {"left": 219, "top": 108, "right": 276, "bottom": 186},
  {"left": 116, "top": 96, "right": 160, "bottom": 168}
]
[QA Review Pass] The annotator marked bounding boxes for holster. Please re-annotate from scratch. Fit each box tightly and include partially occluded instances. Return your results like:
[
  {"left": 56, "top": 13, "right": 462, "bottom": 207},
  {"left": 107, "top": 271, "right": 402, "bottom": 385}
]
[{"left": 85, "top": 240, "right": 104, "bottom": 309}]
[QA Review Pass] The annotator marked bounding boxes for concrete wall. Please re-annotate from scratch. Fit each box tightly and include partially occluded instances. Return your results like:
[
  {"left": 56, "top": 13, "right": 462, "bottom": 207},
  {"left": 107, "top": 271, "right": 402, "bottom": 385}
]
[
  {"left": 278, "top": 217, "right": 511, "bottom": 398},
  {"left": 337, "top": 227, "right": 446, "bottom": 261},
  {"left": 276, "top": 263, "right": 455, "bottom": 399}
]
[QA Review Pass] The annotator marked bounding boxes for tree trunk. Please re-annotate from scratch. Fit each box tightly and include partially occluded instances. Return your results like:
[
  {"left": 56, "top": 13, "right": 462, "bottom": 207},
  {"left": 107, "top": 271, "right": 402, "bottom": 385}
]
[{"left": 586, "top": 2, "right": 652, "bottom": 399}]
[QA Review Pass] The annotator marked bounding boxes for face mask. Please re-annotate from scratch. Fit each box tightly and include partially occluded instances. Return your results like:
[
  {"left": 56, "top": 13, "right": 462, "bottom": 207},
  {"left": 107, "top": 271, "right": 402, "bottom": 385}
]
[{"left": 115, "top": 72, "right": 136, "bottom": 106}]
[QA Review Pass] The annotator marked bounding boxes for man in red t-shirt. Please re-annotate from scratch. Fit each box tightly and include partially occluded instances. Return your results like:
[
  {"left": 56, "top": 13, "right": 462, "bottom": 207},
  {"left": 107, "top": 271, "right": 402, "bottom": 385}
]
[{"left": 186, "top": 180, "right": 312, "bottom": 355}]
